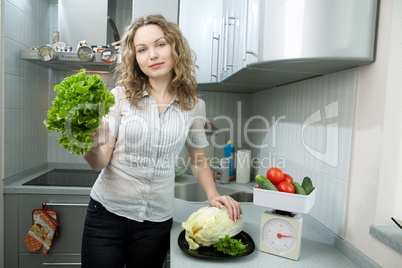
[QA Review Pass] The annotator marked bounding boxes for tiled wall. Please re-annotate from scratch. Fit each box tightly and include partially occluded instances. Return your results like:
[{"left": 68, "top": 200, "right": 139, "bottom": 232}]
[
  {"left": 247, "top": 69, "right": 357, "bottom": 237},
  {"left": 3, "top": 0, "right": 50, "bottom": 178}
]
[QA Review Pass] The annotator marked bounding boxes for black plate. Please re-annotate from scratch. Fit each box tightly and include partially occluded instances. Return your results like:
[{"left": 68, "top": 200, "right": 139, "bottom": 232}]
[{"left": 178, "top": 230, "right": 255, "bottom": 259}]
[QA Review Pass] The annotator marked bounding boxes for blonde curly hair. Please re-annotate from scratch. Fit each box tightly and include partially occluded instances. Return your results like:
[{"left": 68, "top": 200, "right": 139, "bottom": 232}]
[{"left": 115, "top": 14, "right": 199, "bottom": 110}]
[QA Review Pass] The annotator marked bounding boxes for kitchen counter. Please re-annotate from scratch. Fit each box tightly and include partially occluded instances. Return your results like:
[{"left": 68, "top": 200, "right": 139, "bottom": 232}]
[
  {"left": 171, "top": 200, "right": 379, "bottom": 268},
  {"left": 4, "top": 165, "right": 379, "bottom": 267}
]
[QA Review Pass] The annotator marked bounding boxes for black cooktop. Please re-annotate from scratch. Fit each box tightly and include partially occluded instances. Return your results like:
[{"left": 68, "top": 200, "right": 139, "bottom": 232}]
[{"left": 23, "top": 169, "right": 100, "bottom": 187}]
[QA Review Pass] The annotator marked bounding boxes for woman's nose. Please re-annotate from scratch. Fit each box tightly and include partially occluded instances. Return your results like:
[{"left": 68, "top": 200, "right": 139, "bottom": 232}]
[{"left": 150, "top": 49, "right": 158, "bottom": 60}]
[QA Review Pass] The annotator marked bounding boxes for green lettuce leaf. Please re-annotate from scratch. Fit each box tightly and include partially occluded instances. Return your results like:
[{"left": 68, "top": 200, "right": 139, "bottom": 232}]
[
  {"left": 213, "top": 235, "right": 248, "bottom": 256},
  {"left": 44, "top": 69, "right": 115, "bottom": 154}
]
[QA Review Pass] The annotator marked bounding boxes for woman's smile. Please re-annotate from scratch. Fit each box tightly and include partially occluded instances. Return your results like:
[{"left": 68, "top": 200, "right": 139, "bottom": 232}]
[{"left": 149, "top": 62, "right": 164, "bottom": 69}]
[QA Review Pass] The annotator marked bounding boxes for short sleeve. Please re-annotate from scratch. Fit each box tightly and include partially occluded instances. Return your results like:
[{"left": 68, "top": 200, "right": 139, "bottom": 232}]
[
  {"left": 185, "top": 99, "right": 209, "bottom": 150},
  {"left": 103, "top": 87, "right": 123, "bottom": 138}
]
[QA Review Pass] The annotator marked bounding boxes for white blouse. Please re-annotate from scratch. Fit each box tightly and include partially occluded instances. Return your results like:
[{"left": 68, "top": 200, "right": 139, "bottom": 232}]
[{"left": 90, "top": 86, "right": 208, "bottom": 222}]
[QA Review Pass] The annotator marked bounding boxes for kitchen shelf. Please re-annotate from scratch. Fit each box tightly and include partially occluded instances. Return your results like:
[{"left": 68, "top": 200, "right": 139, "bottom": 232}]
[{"left": 20, "top": 49, "right": 116, "bottom": 72}]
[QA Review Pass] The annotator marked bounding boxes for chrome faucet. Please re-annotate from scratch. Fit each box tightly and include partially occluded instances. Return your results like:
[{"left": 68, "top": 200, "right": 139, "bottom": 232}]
[{"left": 210, "top": 158, "right": 230, "bottom": 184}]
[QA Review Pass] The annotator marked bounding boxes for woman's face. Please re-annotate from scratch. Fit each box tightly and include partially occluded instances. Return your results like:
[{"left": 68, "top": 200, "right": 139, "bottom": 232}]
[{"left": 133, "top": 24, "right": 174, "bottom": 82}]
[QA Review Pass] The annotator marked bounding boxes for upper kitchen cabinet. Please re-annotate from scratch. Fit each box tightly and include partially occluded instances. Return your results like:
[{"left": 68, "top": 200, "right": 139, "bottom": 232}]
[
  {"left": 179, "top": 0, "right": 223, "bottom": 84},
  {"left": 182, "top": 0, "right": 378, "bottom": 92},
  {"left": 179, "top": 0, "right": 248, "bottom": 83},
  {"left": 219, "top": 0, "right": 252, "bottom": 81}
]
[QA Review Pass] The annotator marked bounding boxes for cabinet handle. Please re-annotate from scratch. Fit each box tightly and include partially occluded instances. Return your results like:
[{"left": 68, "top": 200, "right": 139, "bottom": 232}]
[
  {"left": 43, "top": 263, "right": 81, "bottom": 266},
  {"left": 224, "top": 10, "right": 229, "bottom": 72},
  {"left": 243, "top": 0, "right": 258, "bottom": 61},
  {"left": 243, "top": 0, "right": 249, "bottom": 61},
  {"left": 45, "top": 202, "right": 88, "bottom": 207},
  {"left": 210, "top": 32, "right": 220, "bottom": 82},
  {"left": 246, "top": 51, "right": 258, "bottom": 58},
  {"left": 223, "top": 11, "right": 236, "bottom": 72}
]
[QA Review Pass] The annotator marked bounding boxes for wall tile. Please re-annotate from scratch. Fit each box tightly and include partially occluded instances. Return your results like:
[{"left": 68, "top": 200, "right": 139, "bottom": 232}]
[
  {"left": 4, "top": 39, "right": 24, "bottom": 76},
  {"left": 5, "top": 1, "right": 21, "bottom": 43}
]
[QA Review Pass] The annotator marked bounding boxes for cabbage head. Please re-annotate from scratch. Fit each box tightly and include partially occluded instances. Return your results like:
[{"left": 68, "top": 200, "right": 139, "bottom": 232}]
[{"left": 182, "top": 206, "right": 244, "bottom": 250}]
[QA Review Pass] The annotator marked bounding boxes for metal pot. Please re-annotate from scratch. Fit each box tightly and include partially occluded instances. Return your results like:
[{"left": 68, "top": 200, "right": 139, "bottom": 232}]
[
  {"left": 101, "top": 49, "right": 117, "bottom": 64},
  {"left": 77, "top": 46, "right": 94, "bottom": 62},
  {"left": 38, "top": 45, "right": 56, "bottom": 61}
]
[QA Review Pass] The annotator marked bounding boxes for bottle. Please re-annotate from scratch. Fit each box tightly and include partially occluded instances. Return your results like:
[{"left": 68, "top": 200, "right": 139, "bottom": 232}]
[
  {"left": 53, "top": 30, "right": 59, "bottom": 44},
  {"left": 224, "top": 140, "right": 236, "bottom": 180}
]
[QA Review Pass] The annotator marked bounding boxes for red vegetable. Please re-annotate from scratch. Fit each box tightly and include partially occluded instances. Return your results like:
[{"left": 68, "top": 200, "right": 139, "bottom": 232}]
[
  {"left": 283, "top": 174, "right": 294, "bottom": 183},
  {"left": 266, "top": 168, "right": 284, "bottom": 185},
  {"left": 276, "top": 181, "right": 295, "bottom": 193}
]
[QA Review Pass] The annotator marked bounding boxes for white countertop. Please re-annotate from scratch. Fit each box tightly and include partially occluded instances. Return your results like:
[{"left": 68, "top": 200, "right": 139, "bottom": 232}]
[{"left": 171, "top": 199, "right": 373, "bottom": 267}]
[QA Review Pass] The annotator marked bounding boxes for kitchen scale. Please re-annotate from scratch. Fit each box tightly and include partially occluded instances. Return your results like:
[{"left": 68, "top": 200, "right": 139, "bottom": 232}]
[
  {"left": 259, "top": 210, "right": 302, "bottom": 260},
  {"left": 253, "top": 186, "right": 317, "bottom": 261}
]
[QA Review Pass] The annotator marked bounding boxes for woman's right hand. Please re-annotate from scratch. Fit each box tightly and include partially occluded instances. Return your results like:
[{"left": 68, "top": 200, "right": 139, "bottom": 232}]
[
  {"left": 90, "top": 122, "right": 111, "bottom": 149},
  {"left": 84, "top": 122, "right": 116, "bottom": 171}
]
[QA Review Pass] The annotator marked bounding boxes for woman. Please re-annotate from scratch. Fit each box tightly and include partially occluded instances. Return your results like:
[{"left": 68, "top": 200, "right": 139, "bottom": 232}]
[{"left": 81, "top": 14, "right": 242, "bottom": 268}]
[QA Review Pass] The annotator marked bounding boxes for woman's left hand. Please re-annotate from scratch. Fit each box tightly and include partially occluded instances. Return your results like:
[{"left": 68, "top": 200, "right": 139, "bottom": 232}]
[{"left": 209, "top": 195, "right": 242, "bottom": 222}]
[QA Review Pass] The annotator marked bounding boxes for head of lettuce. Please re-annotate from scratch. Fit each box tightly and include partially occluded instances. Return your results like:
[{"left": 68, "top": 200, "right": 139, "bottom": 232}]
[
  {"left": 44, "top": 69, "right": 115, "bottom": 154},
  {"left": 182, "top": 206, "right": 244, "bottom": 250}
]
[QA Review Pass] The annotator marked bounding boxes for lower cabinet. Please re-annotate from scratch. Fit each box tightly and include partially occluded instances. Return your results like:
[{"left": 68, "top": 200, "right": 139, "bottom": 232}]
[{"left": 4, "top": 194, "right": 90, "bottom": 268}]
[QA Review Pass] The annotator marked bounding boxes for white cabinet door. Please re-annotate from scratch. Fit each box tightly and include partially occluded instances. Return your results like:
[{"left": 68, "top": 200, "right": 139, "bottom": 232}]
[
  {"left": 179, "top": 0, "right": 223, "bottom": 84},
  {"left": 244, "top": 0, "right": 260, "bottom": 65},
  {"left": 220, "top": 0, "right": 245, "bottom": 80},
  {"left": 220, "top": 0, "right": 261, "bottom": 81}
]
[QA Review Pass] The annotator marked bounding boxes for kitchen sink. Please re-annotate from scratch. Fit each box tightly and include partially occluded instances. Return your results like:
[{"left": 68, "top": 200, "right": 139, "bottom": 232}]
[
  {"left": 174, "top": 182, "right": 253, "bottom": 203},
  {"left": 228, "top": 191, "right": 254, "bottom": 202}
]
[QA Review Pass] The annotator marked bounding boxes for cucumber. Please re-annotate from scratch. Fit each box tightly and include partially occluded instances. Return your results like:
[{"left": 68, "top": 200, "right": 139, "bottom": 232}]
[
  {"left": 302, "top": 177, "right": 313, "bottom": 195},
  {"left": 255, "top": 175, "right": 278, "bottom": 191},
  {"left": 292, "top": 182, "right": 306, "bottom": 195}
]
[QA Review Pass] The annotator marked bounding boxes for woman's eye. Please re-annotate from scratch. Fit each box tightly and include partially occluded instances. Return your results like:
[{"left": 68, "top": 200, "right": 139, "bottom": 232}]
[
  {"left": 157, "top": 43, "right": 165, "bottom": 47},
  {"left": 137, "top": 48, "right": 146, "bottom": 53}
]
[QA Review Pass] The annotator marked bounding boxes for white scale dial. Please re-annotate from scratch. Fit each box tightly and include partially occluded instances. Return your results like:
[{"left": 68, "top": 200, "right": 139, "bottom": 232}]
[
  {"left": 259, "top": 211, "right": 303, "bottom": 260},
  {"left": 262, "top": 218, "right": 297, "bottom": 255}
]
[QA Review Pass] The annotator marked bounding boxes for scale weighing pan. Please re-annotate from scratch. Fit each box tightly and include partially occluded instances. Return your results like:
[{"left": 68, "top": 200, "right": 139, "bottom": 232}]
[{"left": 253, "top": 186, "right": 317, "bottom": 214}]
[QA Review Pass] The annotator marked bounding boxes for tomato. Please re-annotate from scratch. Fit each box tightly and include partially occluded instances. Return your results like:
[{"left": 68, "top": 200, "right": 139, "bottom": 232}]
[
  {"left": 283, "top": 174, "right": 293, "bottom": 183},
  {"left": 266, "top": 168, "right": 284, "bottom": 185},
  {"left": 276, "top": 181, "right": 295, "bottom": 193}
]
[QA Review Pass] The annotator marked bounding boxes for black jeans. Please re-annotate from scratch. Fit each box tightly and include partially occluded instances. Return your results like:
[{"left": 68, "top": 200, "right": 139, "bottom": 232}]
[{"left": 81, "top": 198, "right": 172, "bottom": 268}]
